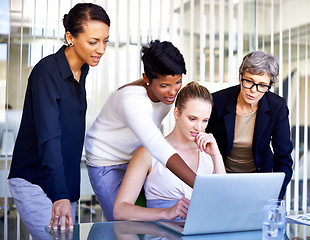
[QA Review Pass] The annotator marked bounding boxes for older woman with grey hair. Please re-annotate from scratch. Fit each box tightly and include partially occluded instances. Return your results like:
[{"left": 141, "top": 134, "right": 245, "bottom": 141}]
[{"left": 206, "top": 50, "right": 293, "bottom": 199}]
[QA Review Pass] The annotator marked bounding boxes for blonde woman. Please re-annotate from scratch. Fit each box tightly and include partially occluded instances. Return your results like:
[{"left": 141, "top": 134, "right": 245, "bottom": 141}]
[{"left": 113, "top": 82, "right": 226, "bottom": 221}]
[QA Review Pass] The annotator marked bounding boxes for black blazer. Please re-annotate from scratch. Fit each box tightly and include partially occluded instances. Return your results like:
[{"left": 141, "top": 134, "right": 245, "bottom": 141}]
[{"left": 206, "top": 85, "right": 293, "bottom": 199}]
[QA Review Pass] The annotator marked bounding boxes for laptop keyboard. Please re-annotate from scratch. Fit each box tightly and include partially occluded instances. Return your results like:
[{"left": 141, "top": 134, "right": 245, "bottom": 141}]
[{"left": 177, "top": 222, "right": 185, "bottom": 228}]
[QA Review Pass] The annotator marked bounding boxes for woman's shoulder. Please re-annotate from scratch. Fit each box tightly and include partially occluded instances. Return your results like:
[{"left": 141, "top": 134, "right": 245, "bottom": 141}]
[
  {"left": 118, "top": 78, "right": 145, "bottom": 89},
  {"left": 31, "top": 53, "right": 59, "bottom": 77},
  {"left": 111, "top": 85, "right": 150, "bottom": 108},
  {"left": 32, "top": 46, "right": 69, "bottom": 75},
  {"left": 117, "top": 84, "right": 147, "bottom": 96},
  {"left": 213, "top": 85, "right": 239, "bottom": 98},
  {"left": 212, "top": 85, "right": 239, "bottom": 109},
  {"left": 115, "top": 79, "right": 147, "bottom": 96},
  {"left": 264, "top": 91, "right": 287, "bottom": 109},
  {"left": 115, "top": 84, "right": 169, "bottom": 112},
  {"left": 265, "top": 90, "right": 286, "bottom": 101},
  {"left": 130, "top": 145, "right": 153, "bottom": 170},
  {"left": 258, "top": 92, "right": 289, "bottom": 120},
  {"left": 28, "top": 54, "right": 61, "bottom": 88}
]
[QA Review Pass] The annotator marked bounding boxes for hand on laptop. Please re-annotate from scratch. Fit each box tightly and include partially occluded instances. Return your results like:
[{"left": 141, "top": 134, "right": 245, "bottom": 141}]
[{"left": 165, "top": 196, "right": 190, "bottom": 220}]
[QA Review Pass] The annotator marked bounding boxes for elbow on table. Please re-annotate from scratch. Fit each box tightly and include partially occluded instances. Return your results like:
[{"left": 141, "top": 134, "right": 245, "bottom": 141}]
[{"left": 113, "top": 203, "right": 125, "bottom": 221}]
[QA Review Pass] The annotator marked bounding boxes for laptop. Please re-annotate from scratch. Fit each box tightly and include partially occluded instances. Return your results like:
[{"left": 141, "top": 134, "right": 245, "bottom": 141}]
[{"left": 157, "top": 172, "right": 285, "bottom": 235}]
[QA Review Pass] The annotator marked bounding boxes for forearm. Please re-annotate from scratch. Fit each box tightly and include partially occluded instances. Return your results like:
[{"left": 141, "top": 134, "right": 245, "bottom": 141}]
[
  {"left": 40, "top": 138, "right": 69, "bottom": 202},
  {"left": 211, "top": 155, "right": 226, "bottom": 174},
  {"left": 166, "top": 153, "right": 196, "bottom": 188},
  {"left": 275, "top": 161, "right": 293, "bottom": 199},
  {"left": 113, "top": 202, "right": 168, "bottom": 221}
]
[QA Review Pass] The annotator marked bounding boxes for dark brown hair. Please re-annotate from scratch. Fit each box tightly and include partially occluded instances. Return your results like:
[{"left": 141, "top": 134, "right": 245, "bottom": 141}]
[{"left": 63, "top": 3, "right": 110, "bottom": 42}]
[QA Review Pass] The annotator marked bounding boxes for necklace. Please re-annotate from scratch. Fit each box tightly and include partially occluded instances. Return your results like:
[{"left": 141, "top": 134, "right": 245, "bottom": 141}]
[{"left": 237, "top": 98, "right": 257, "bottom": 115}]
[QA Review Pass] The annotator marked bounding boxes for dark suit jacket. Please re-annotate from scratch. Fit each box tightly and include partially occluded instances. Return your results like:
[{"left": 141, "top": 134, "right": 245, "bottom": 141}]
[{"left": 206, "top": 85, "right": 293, "bottom": 199}]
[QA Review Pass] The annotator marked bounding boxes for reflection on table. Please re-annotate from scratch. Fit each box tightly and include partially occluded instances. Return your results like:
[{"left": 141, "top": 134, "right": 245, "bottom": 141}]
[
  {"left": 286, "top": 213, "right": 310, "bottom": 240},
  {"left": 45, "top": 220, "right": 308, "bottom": 240}
]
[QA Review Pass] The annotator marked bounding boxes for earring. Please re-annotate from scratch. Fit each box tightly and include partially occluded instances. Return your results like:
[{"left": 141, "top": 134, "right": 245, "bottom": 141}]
[
  {"left": 146, "top": 83, "right": 150, "bottom": 86},
  {"left": 69, "top": 43, "right": 73, "bottom": 46}
]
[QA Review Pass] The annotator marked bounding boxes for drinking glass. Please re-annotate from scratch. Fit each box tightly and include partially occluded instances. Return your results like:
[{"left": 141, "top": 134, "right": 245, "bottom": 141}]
[
  {"left": 262, "top": 199, "right": 286, "bottom": 239},
  {"left": 267, "top": 199, "right": 286, "bottom": 209}
]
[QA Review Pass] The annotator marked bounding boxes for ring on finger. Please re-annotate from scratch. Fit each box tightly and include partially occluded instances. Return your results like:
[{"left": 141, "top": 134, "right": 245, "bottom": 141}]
[{"left": 55, "top": 215, "right": 60, "bottom": 218}]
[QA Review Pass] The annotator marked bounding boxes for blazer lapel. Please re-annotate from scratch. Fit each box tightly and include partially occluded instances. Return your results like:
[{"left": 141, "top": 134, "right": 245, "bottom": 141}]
[
  {"left": 253, "top": 94, "right": 270, "bottom": 151},
  {"left": 224, "top": 86, "right": 239, "bottom": 154}
]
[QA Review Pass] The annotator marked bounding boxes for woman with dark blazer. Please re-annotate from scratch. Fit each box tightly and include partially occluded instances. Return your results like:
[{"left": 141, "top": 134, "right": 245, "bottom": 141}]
[{"left": 206, "top": 51, "right": 293, "bottom": 199}]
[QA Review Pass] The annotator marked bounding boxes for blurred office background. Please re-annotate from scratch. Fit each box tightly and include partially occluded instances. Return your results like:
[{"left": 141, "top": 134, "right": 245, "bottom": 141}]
[{"left": 0, "top": 0, "right": 309, "bottom": 239}]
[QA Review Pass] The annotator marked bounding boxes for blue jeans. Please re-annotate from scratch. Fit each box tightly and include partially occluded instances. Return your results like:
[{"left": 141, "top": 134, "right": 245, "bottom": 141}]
[
  {"left": 147, "top": 199, "right": 181, "bottom": 220},
  {"left": 146, "top": 199, "right": 179, "bottom": 208},
  {"left": 8, "top": 178, "right": 75, "bottom": 240},
  {"left": 87, "top": 163, "right": 128, "bottom": 221}
]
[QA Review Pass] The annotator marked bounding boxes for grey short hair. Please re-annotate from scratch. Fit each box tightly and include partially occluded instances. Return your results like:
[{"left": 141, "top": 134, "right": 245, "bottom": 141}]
[{"left": 239, "top": 51, "right": 279, "bottom": 85}]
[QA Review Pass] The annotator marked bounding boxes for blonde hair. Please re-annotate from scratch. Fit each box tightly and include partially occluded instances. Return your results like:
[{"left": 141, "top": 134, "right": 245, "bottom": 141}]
[{"left": 175, "top": 81, "right": 213, "bottom": 112}]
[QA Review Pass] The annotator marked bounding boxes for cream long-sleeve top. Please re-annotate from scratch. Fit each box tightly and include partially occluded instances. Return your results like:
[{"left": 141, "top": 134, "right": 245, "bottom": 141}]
[{"left": 85, "top": 85, "right": 178, "bottom": 167}]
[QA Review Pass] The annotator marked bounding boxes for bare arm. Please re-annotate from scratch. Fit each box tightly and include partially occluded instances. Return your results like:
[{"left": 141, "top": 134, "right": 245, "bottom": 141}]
[
  {"left": 195, "top": 132, "right": 226, "bottom": 174},
  {"left": 113, "top": 147, "right": 190, "bottom": 221},
  {"left": 166, "top": 154, "right": 196, "bottom": 188},
  {"left": 211, "top": 155, "right": 226, "bottom": 174}
]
